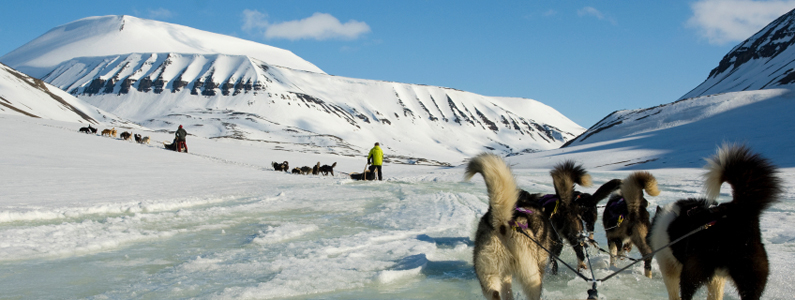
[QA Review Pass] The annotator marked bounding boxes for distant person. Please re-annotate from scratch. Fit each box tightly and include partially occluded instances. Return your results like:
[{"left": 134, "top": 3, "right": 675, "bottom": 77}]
[
  {"left": 175, "top": 125, "right": 188, "bottom": 153},
  {"left": 367, "top": 142, "right": 383, "bottom": 180}
]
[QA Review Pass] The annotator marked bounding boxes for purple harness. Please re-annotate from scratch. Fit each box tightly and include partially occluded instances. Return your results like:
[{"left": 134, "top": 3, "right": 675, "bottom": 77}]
[
  {"left": 605, "top": 198, "right": 627, "bottom": 225},
  {"left": 510, "top": 207, "right": 536, "bottom": 230}
]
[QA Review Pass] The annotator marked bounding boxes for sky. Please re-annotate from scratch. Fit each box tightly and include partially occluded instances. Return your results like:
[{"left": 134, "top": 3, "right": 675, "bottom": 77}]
[{"left": 1, "top": 0, "right": 794, "bottom": 127}]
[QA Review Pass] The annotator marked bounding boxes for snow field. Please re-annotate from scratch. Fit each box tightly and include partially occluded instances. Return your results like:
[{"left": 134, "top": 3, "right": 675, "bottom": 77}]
[{"left": 0, "top": 115, "right": 793, "bottom": 299}]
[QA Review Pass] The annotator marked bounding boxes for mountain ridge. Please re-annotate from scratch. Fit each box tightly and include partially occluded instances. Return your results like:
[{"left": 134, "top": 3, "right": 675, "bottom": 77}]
[{"left": 0, "top": 15, "right": 324, "bottom": 78}]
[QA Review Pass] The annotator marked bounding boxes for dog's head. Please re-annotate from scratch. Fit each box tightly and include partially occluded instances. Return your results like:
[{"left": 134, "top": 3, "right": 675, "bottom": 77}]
[{"left": 573, "top": 192, "right": 599, "bottom": 232}]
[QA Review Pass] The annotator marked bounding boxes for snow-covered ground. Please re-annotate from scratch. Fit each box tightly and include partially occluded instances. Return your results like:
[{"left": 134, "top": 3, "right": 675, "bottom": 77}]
[{"left": 1, "top": 113, "right": 793, "bottom": 299}]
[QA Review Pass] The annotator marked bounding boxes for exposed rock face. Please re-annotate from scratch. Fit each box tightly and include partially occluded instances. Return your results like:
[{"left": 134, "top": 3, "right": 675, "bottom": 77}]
[{"left": 682, "top": 8, "right": 795, "bottom": 99}]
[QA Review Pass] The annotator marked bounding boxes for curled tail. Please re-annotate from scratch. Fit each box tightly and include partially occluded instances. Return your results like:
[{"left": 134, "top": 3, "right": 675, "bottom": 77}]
[
  {"left": 621, "top": 171, "right": 660, "bottom": 212},
  {"left": 550, "top": 160, "right": 593, "bottom": 205},
  {"left": 585, "top": 179, "right": 622, "bottom": 206},
  {"left": 704, "top": 144, "right": 781, "bottom": 214},
  {"left": 465, "top": 153, "right": 519, "bottom": 229}
]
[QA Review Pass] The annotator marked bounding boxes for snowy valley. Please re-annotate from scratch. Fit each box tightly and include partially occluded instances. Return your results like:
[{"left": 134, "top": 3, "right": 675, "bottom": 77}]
[{"left": 1, "top": 10, "right": 795, "bottom": 300}]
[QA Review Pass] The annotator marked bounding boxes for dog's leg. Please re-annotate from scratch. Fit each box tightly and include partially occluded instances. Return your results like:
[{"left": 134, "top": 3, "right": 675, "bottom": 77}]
[
  {"left": 514, "top": 249, "right": 543, "bottom": 300},
  {"left": 660, "top": 260, "right": 682, "bottom": 300},
  {"left": 608, "top": 237, "right": 621, "bottom": 267},
  {"left": 679, "top": 258, "right": 711, "bottom": 300},
  {"left": 549, "top": 236, "right": 563, "bottom": 275},
  {"left": 630, "top": 227, "right": 653, "bottom": 278},
  {"left": 706, "top": 273, "right": 726, "bottom": 300},
  {"left": 728, "top": 257, "right": 768, "bottom": 300}
]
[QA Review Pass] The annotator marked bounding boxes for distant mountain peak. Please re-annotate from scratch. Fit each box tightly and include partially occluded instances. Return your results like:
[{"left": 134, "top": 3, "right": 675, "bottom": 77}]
[
  {"left": 0, "top": 15, "right": 324, "bottom": 78},
  {"left": 681, "top": 8, "right": 795, "bottom": 99}
]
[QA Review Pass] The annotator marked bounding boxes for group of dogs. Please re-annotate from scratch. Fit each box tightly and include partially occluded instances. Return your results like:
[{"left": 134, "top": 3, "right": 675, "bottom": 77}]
[
  {"left": 79, "top": 125, "right": 151, "bottom": 144},
  {"left": 272, "top": 161, "right": 337, "bottom": 176},
  {"left": 466, "top": 144, "right": 779, "bottom": 300}
]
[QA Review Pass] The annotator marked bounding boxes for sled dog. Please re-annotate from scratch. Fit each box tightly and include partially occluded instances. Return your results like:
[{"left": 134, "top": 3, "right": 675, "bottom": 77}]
[
  {"left": 602, "top": 171, "right": 659, "bottom": 278},
  {"left": 272, "top": 161, "right": 289, "bottom": 172},
  {"left": 573, "top": 178, "right": 623, "bottom": 240},
  {"left": 466, "top": 153, "right": 554, "bottom": 300},
  {"left": 320, "top": 162, "right": 337, "bottom": 176},
  {"left": 649, "top": 145, "right": 781, "bottom": 300},
  {"left": 312, "top": 162, "right": 321, "bottom": 175}
]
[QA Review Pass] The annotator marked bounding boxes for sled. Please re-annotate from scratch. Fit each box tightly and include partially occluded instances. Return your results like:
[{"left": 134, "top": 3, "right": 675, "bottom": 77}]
[
  {"left": 348, "top": 163, "right": 377, "bottom": 180},
  {"left": 349, "top": 170, "right": 376, "bottom": 181},
  {"left": 163, "top": 140, "right": 187, "bottom": 152}
]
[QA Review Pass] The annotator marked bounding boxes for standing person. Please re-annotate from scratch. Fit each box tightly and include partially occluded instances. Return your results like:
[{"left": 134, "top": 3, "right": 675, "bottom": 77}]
[
  {"left": 175, "top": 125, "right": 188, "bottom": 153},
  {"left": 367, "top": 142, "right": 383, "bottom": 180}
]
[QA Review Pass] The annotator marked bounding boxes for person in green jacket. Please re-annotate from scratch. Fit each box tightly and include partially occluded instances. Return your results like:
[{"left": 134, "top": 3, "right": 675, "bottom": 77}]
[{"left": 367, "top": 142, "right": 383, "bottom": 180}]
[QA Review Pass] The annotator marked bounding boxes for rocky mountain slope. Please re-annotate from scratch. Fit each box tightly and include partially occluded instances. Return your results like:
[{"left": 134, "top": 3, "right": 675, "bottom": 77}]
[
  {"left": 681, "top": 8, "right": 795, "bottom": 99},
  {"left": 0, "top": 62, "right": 129, "bottom": 126}
]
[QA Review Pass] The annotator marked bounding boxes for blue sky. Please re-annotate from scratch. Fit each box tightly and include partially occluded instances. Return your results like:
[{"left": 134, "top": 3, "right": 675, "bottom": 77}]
[{"left": 1, "top": 0, "right": 793, "bottom": 127}]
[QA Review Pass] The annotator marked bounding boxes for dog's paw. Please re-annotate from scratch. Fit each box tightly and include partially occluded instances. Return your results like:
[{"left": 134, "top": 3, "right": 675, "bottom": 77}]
[{"left": 644, "top": 269, "right": 652, "bottom": 278}]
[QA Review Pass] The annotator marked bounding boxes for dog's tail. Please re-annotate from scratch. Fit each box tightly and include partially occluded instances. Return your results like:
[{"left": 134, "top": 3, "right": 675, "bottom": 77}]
[
  {"left": 465, "top": 153, "right": 519, "bottom": 229},
  {"left": 551, "top": 160, "right": 592, "bottom": 205},
  {"left": 621, "top": 171, "right": 660, "bottom": 212},
  {"left": 331, "top": 162, "right": 337, "bottom": 168},
  {"left": 704, "top": 144, "right": 781, "bottom": 214},
  {"left": 584, "top": 179, "right": 622, "bottom": 206}
]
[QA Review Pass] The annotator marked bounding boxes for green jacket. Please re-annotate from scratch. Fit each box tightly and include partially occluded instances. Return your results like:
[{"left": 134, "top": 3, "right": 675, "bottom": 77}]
[
  {"left": 368, "top": 145, "right": 383, "bottom": 166},
  {"left": 175, "top": 128, "right": 187, "bottom": 141}
]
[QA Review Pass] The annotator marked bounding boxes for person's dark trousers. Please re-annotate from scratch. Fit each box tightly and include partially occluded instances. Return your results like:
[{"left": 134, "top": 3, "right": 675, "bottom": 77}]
[{"left": 372, "top": 165, "right": 382, "bottom": 180}]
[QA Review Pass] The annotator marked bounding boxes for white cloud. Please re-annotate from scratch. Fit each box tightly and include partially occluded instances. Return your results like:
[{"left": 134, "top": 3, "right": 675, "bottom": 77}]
[
  {"left": 147, "top": 8, "right": 173, "bottom": 20},
  {"left": 577, "top": 6, "right": 617, "bottom": 25},
  {"left": 687, "top": 0, "right": 795, "bottom": 45},
  {"left": 242, "top": 9, "right": 269, "bottom": 31},
  {"left": 241, "top": 10, "right": 370, "bottom": 41}
]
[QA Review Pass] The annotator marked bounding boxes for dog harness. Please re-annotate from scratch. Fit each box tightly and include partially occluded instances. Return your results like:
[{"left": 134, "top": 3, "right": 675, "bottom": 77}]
[
  {"left": 604, "top": 198, "right": 627, "bottom": 229},
  {"left": 538, "top": 194, "right": 560, "bottom": 216},
  {"left": 509, "top": 207, "right": 535, "bottom": 230}
]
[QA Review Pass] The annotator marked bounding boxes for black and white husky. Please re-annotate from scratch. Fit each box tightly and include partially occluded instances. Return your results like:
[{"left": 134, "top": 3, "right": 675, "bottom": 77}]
[
  {"left": 466, "top": 153, "right": 554, "bottom": 300},
  {"left": 649, "top": 145, "right": 782, "bottom": 300}
]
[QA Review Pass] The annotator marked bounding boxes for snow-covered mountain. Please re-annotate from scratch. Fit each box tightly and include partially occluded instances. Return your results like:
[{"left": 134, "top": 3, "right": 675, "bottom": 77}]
[
  {"left": 681, "top": 8, "right": 795, "bottom": 99},
  {"left": 544, "top": 8, "right": 795, "bottom": 170},
  {"left": 0, "top": 15, "right": 324, "bottom": 78},
  {"left": 0, "top": 62, "right": 129, "bottom": 126},
  {"left": 0, "top": 15, "right": 584, "bottom": 165}
]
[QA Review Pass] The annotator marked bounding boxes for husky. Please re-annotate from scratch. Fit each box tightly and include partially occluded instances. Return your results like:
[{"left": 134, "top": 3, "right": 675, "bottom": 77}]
[
  {"left": 79, "top": 125, "right": 96, "bottom": 134},
  {"left": 134, "top": 133, "right": 143, "bottom": 143},
  {"left": 272, "top": 161, "right": 289, "bottom": 172},
  {"left": 649, "top": 145, "right": 781, "bottom": 300},
  {"left": 141, "top": 136, "right": 150, "bottom": 144},
  {"left": 120, "top": 131, "right": 132, "bottom": 141},
  {"left": 466, "top": 153, "right": 554, "bottom": 300},
  {"left": 312, "top": 162, "right": 321, "bottom": 175},
  {"left": 300, "top": 166, "right": 312, "bottom": 175},
  {"left": 602, "top": 171, "right": 659, "bottom": 278},
  {"left": 101, "top": 128, "right": 113, "bottom": 137},
  {"left": 320, "top": 162, "right": 337, "bottom": 176},
  {"left": 573, "top": 178, "right": 623, "bottom": 241}
]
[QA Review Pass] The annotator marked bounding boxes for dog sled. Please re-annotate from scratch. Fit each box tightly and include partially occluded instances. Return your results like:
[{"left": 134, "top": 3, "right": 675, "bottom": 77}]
[
  {"left": 346, "top": 164, "right": 377, "bottom": 180},
  {"left": 163, "top": 139, "right": 188, "bottom": 153}
]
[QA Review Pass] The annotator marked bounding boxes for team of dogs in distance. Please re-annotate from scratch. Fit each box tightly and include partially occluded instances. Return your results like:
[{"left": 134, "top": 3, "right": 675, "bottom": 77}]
[
  {"left": 272, "top": 161, "right": 337, "bottom": 176},
  {"left": 466, "top": 144, "right": 779, "bottom": 300},
  {"left": 79, "top": 125, "right": 151, "bottom": 144}
]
